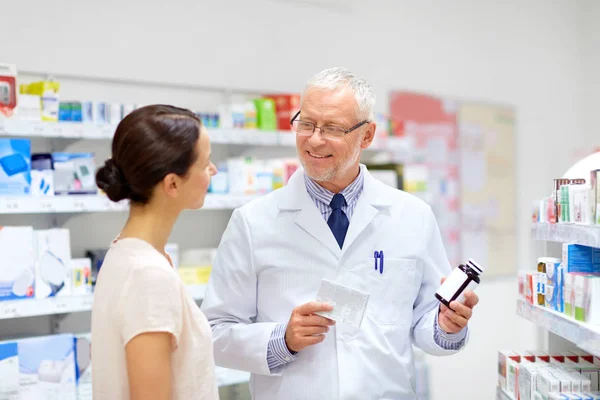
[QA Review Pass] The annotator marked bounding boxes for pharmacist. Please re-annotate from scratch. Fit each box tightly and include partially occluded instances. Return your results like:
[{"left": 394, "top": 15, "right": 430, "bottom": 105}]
[{"left": 202, "top": 67, "right": 479, "bottom": 400}]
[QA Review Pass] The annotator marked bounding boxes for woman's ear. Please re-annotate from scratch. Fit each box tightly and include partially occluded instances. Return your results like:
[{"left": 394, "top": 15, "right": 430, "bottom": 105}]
[{"left": 161, "top": 173, "right": 180, "bottom": 198}]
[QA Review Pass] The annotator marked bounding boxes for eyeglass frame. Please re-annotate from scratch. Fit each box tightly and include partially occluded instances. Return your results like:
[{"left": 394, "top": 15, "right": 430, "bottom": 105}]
[{"left": 289, "top": 110, "right": 370, "bottom": 137}]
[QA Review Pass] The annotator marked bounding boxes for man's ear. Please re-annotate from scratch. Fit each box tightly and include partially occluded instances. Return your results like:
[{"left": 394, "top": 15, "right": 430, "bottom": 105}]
[{"left": 361, "top": 122, "right": 376, "bottom": 149}]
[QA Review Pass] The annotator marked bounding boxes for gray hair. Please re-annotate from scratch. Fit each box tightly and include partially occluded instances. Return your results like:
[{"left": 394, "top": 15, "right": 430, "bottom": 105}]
[{"left": 303, "top": 67, "right": 375, "bottom": 121}]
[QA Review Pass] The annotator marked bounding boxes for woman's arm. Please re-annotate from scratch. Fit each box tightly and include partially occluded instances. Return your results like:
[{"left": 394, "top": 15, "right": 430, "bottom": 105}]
[{"left": 126, "top": 332, "right": 174, "bottom": 400}]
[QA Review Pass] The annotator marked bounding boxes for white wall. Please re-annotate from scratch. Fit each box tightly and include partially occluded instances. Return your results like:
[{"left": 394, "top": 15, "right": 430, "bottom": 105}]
[{"left": 2, "top": 1, "right": 597, "bottom": 398}]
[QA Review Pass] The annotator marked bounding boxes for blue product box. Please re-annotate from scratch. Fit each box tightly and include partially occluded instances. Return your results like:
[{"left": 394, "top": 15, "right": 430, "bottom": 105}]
[
  {"left": 563, "top": 244, "right": 600, "bottom": 274},
  {"left": 0, "top": 342, "right": 19, "bottom": 398},
  {"left": 18, "top": 334, "right": 77, "bottom": 400},
  {"left": 0, "top": 138, "right": 31, "bottom": 195}
]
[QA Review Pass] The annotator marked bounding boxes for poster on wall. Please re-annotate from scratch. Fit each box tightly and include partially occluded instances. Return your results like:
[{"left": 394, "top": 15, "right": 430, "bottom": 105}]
[
  {"left": 389, "top": 92, "right": 461, "bottom": 267},
  {"left": 458, "top": 103, "right": 516, "bottom": 277}
]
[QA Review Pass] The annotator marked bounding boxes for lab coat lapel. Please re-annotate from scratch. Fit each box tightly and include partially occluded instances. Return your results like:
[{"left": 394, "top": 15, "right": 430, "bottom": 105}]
[
  {"left": 341, "top": 168, "right": 392, "bottom": 254},
  {"left": 279, "top": 169, "right": 342, "bottom": 259}
]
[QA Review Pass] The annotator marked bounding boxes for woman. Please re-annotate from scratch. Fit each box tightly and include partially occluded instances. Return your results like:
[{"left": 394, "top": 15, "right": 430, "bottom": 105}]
[{"left": 91, "top": 105, "right": 218, "bottom": 400}]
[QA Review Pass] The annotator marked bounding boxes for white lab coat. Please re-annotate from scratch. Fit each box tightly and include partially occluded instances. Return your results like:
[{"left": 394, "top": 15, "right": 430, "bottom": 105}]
[{"left": 202, "top": 166, "right": 467, "bottom": 400}]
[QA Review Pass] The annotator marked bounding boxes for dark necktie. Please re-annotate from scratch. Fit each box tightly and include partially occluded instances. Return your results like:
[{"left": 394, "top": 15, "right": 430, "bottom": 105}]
[{"left": 327, "top": 193, "right": 349, "bottom": 248}]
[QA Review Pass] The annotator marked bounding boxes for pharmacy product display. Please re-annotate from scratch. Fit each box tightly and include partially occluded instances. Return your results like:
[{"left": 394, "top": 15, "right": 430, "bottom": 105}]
[
  {"left": 518, "top": 246, "right": 600, "bottom": 327},
  {"left": 532, "top": 171, "right": 600, "bottom": 226},
  {"left": 497, "top": 349, "right": 600, "bottom": 399}
]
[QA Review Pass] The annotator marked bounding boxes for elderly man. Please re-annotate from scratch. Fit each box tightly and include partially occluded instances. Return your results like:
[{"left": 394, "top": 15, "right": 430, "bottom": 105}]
[{"left": 202, "top": 67, "right": 479, "bottom": 399}]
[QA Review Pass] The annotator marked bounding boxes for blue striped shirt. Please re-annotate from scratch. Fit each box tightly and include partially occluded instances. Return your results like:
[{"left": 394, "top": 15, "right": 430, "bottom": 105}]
[{"left": 266, "top": 167, "right": 467, "bottom": 372}]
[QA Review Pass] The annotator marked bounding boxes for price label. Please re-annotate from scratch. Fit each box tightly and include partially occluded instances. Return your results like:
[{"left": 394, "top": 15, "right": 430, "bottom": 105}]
[
  {"left": 55, "top": 300, "right": 68, "bottom": 312},
  {"left": 3, "top": 306, "right": 18, "bottom": 318},
  {"left": 31, "top": 123, "right": 45, "bottom": 136},
  {"left": 72, "top": 200, "right": 86, "bottom": 211},
  {"left": 81, "top": 297, "right": 93, "bottom": 308},
  {"left": 40, "top": 200, "right": 54, "bottom": 211}
]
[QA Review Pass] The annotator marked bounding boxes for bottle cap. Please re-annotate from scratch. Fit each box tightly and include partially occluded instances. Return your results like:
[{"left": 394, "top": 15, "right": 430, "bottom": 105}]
[{"left": 467, "top": 258, "right": 483, "bottom": 275}]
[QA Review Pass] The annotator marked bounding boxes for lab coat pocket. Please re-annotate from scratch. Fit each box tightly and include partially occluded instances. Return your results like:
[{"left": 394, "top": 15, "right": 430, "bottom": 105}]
[{"left": 353, "top": 258, "right": 418, "bottom": 326}]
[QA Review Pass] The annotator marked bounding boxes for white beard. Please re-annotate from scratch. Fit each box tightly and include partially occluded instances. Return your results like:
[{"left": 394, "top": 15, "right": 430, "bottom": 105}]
[{"left": 298, "top": 141, "right": 362, "bottom": 184}]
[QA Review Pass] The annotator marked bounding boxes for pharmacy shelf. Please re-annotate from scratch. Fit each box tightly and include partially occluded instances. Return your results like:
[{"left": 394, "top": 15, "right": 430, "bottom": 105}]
[
  {"left": 0, "top": 295, "right": 94, "bottom": 319},
  {"left": 0, "top": 119, "right": 406, "bottom": 151},
  {"left": 0, "top": 285, "right": 207, "bottom": 320},
  {"left": 496, "top": 387, "right": 515, "bottom": 400},
  {"left": 531, "top": 222, "right": 600, "bottom": 248},
  {"left": 516, "top": 299, "right": 600, "bottom": 358},
  {"left": 0, "top": 194, "right": 260, "bottom": 214}
]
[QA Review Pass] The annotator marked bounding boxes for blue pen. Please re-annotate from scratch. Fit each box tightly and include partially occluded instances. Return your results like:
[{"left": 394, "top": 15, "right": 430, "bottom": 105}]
[
  {"left": 379, "top": 250, "right": 384, "bottom": 274},
  {"left": 374, "top": 251, "right": 379, "bottom": 271}
]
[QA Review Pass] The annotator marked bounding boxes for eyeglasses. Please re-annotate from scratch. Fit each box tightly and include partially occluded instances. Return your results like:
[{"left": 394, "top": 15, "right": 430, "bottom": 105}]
[{"left": 290, "top": 111, "right": 369, "bottom": 139}]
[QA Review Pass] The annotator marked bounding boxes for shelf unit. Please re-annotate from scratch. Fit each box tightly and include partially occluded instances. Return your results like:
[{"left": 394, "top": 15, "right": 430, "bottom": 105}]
[
  {"left": 0, "top": 115, "right": 407, "bottom": 394},
  {"left": 0, "top": 284, "right": 208, "bottom": 320},
  {"left": 517, "top": 299, "right": 600, "bottom": 358},
  {"left": 531, "top": 222, "right": 600, "bottom": 248},
  {"left": 0, "top": 194, "right": 260, "bottom": 214},
  {"left": 0, "top": 119, "right": 407, "bottom": 152}
]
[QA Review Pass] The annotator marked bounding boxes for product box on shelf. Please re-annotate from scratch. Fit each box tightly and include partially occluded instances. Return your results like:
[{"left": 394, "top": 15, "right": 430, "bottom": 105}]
[
  {"left": 85, "top": 249, "right": 108, "bottom": 287},
  {"left": 591, "top": 170, "right": 600, "bottom": 225},
  {"left": 52, "top": 152, "right": 97, "bottom": 195},
  {"left": 538, "top": 368, "right": 562, "bottom": 398},
  {"left": 565, "top": 273, "right": 577, "bottom": 317},
  {"left": 547, "top": 260, "right": 565, "bottom": 312},
  {"left": 0, "top": 226, "right": 35, "bottom": 301},
  {"left": 526, "top": 273, "right": 536, "bottom": 304},
  {"left": 254, "top": 98, "right": 277, "bottom": 131},
  {"left": 34, "top": 229, "right": 72, "bottom": 299},
  {"left": 499, "top": 351, "right": 521, "bottom": 390},
  {"left": 21, "top": 80, "right": 60, "bottom": 122},
  {"left": 574, "top": 275, "right": 600, "bottom": 325},
  {"left": 70, "top": 258, "right": 92, "bottom": 295},
  {"left": 563, "top": 244, "right": 600, "bottom": 274},
  {"left": 17, "top": 334, "right": 77, "bottom": 400},
  {"left": 74, "top": 334, "right": 92, "bottom": 400},
  {"left": 0, "top": 63, "right": 18, "bottom": 118},
  {"left": 262, "top": 93, "right": 300, "bottom": 131},
  {"left": 227, "top": 157, "right": 257, "bottom": 195},
  {"left": 0, "top": 138, "right": 31, "bottom": 196},
  {"left": 31, "top": 153, "right": 55, "bottom": 196},
  {"left": 0, "top": 342, "right": 20, "bottom": 399}
]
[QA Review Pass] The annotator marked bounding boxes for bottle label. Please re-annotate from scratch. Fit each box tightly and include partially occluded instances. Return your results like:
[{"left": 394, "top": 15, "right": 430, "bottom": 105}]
[
  {"left": 436, "top": 269, "right": 469, "bottom": 302},
  {"left": 455, "top": 280, "right": 478, "bottom": 304}
]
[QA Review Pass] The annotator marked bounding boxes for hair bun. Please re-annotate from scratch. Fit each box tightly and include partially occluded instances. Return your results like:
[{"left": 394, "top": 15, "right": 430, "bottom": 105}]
[{"left": 95, "top": 158, "right": 131, "bottom": 202}]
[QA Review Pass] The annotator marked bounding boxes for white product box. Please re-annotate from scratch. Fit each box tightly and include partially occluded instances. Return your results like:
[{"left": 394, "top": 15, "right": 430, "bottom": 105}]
[
  {"left": 539, "top": 368, "right": 562, "bottom": 398},
  {"left": 74, "top": 334, "right": 92, "bottom": 400},
  {"left": 0, "top": 341, "right": 20, "bottom": 399},
  {"left": 17, "top": 334, "right": 77, "bottom": 400},
  {"left": 70, "top": 258, "right": 92, "bottom": 296},
  {"left": 227, "top": 157, "right": 257, "bottom": 195},
  {"left": 499, "top": 350, "right": 521, "bottom": 390},
  {"left": 30, "top": 170, "right": 55, "bottom": 196},
  {"left": 518, "top": 362, "right": 543, "bottom": 400},
  {"left": 34, "top": 229, "right": 72, "bottom": 299},
  {"left": 0, "top": 226, "right": 35, "bottom": 301},
  {"left": 575, "top": 276, "right": 600, "bottom": 325}
]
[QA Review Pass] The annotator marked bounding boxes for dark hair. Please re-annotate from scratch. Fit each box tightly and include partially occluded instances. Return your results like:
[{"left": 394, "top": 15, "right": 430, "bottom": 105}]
[{"left": 96, "top": 105, "right": 202, "bottom": 204}]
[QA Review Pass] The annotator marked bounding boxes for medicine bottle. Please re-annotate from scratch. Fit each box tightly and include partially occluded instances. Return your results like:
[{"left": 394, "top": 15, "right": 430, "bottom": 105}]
[{"left": 435, "top": 259, "right": 483, "bottom": 308}]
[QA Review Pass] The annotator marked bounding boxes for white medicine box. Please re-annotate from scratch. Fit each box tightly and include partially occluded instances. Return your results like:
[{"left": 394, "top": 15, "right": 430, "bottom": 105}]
[
  {"left": 34, "top": 229, "right": 72, "bottom": 299},
  {"left": 17, "top": 334, "right": 77, "bottom": 400},
  {"left": 0, "top": 226, "right": 35, "bottom": 301}
]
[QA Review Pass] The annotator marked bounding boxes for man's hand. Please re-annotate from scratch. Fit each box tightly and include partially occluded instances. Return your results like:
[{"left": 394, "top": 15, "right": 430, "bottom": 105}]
[
  {"left": 285, "top": 302, "right": 336, "bottom": 353},
  {"left": 437, "top": 277, "right": 479, "bottom": 334}
]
